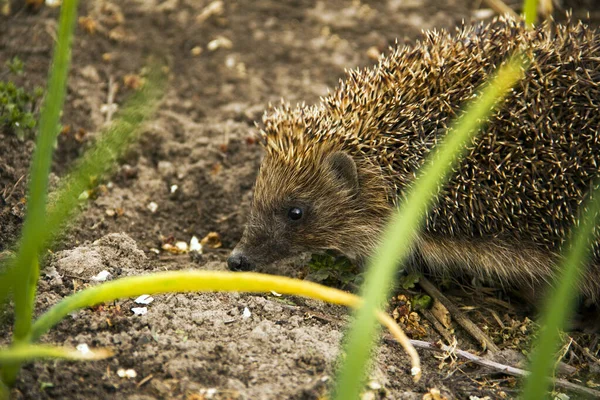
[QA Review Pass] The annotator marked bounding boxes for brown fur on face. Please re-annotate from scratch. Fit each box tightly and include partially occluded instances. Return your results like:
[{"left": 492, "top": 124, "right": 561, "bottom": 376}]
[{"left": 231, "top": 148, "right": 393, "bottom": 269}]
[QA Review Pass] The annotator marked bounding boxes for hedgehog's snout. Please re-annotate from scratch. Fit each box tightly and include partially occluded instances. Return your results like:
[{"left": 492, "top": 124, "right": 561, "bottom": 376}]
[{"left": 227, "top": 249, "right": 254, "bottom": 271}]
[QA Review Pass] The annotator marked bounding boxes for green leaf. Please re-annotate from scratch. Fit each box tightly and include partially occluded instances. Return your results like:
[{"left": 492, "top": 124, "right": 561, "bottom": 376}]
[
  {"left": 0, "top": 0, "right": 81, "bottom": 386},
  {"left": 521, "top": 187, "right": 600, "bottom": 398},
  {"left": 411, "top": 294, "right": 432, "bottom": 310},
  {"left": 397, "top": 273, "right": 420, "bottom": 290},
  {"left": 5, "top": 57, "right": 24, "bottom": 75}
]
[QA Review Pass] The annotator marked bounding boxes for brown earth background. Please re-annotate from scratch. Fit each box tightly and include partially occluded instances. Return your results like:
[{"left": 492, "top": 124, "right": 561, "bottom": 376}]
[{"left": 1, "top": 0, "right": 600, "bottom": 399}]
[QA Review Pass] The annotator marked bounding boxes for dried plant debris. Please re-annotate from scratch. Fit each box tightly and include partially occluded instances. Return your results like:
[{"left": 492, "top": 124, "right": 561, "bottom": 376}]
[
  {"left": 391, "top": 294, "right": 428, "bottom": 339},
  {"left": 160, "top": 235, "right": 206, "bottom": 255},
  {"left": 200, "top": 232, "right": 222, "bottom": 249}
]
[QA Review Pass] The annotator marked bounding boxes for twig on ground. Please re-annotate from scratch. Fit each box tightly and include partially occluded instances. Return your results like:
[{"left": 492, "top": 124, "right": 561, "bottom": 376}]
[
  {"left": 382, "top": 336, "right": 600, "bottom": 398},
  {"left": 569, "top": 336, "right": 600, "bottom": 366},
  {"left": 539, "top": 0, "right": 553, "bottom": 19},
  {"left": 420, "top": 308, "right": 454, "bottom": 344},
  {"left": 482, "top": 0, "right": 519, "bottom": 19},
  {"left": 489, "top": 310, "right": 505, "bottom": 329},
  {"left": 103, "top": 75, "right": 118, "bottom": 124},
  {"left": 136, "top": 373, "right": 153, "bottom": 388},
  {"left": 484, "top": 296, "right": 516, "bottom": 312},
  {"left": 419, "top": 277, "right": 500, "bottom": 353},
  {"left": 3, "top": 175, "right": 25, "bottom": 200}
]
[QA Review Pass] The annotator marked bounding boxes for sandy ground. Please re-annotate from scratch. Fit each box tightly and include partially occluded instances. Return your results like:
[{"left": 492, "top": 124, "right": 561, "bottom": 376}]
[{"left": 1, "top": 0, "right": 599, "bottom": 398}]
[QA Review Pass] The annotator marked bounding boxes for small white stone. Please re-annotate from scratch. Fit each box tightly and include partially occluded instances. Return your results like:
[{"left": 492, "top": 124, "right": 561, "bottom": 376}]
[
  {"left": 117, "top": 368, "right": 137, "bottom": 379},
  {"left": 147, "top": 202, "right": 158, "bottom": 213},
  {"left": 91, "top": 270, "right": 111, "bottom": 282},
  {"left": 197, "top": 0, "right": 223, "bottom": 23},
  {"left": 175, "top": 241, "right": 188, "bottom": 251},
  {"left": 170, "top": 184, "right": 178, "bottom": 193},
  {"left": 367, "top": 380, "right": 382, "bottom": 390},
  {"left": 100, "top": 103, "right": 118, "bottom": 115},
  {"left": 132, "top": 307, "right": 148, "bottom": 316},
  {"left": 76, "top": 343, "right": 90, "bottom": 355},
  {"left": 361, "top": 392, "right": 375, "bottom": 400},
  {"left": 207, "top": 36, "right": 232, "bottom": 51},
  {"left": 270, "top": 291, "right": 282, "bottom": 297},
  {"left": 242, "top": 307, "right": 251, "bottom": 319},
  {"left": 189, "top": 236, "right": 202, "bottom": 252},
  {"left": 135, "top": 294, "right": 154, "bottom": 305},
  {"left": 225, "top": 55, "right": 236, "bottom": 69}
]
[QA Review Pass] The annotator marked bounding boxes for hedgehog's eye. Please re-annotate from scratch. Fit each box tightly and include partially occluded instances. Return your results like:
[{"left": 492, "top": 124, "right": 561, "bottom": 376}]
[{"left": 288, "top": 207, "right": 303, "bottom": 221}]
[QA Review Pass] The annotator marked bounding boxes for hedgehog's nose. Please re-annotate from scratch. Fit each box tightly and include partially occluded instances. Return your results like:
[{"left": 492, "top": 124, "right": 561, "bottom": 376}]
[{"left": 227, "top": 251, "right": 253, "bottom": 271}]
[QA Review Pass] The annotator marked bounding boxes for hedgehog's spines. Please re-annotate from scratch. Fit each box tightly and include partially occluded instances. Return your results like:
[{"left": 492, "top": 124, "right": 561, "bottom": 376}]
[{"left": 258, "top": 15, "right": 600, "bottom": 266}]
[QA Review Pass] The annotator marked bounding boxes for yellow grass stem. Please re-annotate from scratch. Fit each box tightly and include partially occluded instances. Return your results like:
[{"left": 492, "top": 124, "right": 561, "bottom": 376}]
[
  {"left": 0, "top": 345, "right": 112, "bottom": 365},
  {"left": 29, "top": 270, "right": 420, "bottom": 376}
]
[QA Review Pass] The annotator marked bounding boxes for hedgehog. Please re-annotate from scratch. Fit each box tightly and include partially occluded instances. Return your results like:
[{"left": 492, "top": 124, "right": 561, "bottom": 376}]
[{"left": 227, "top": 17, "right": 600, "bottom": 307}]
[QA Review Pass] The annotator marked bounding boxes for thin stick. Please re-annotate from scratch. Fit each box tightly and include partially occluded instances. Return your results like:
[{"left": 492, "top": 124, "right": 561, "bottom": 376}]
[
  {"left": 136, "top": 373, "right": 153, "bottom": 388},
  {"left": 483, "top": 0, "right": 519, "bottom": 19},
  {"left": 4, "top": 175, "right": 25, "bottom": 200},
  {"left": 420, "top": 308, "right": 454, "bottom": 343},
  {"left": 384, "top": 337, "right": 600, "bottom": 398},
  {"left": 419, "top": 277, "right": 500, "bottom": 353},
  {"left": 569, "top": 336, "right": 600, "bottom": 366},
  {"left": 104, "top": 76, "right": 118, "bottom": 124}
]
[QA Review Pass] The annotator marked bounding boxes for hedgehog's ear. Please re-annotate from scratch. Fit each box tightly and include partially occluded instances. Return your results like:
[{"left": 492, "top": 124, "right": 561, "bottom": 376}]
[{"left": 326, "top": 151, "right": 359, "bottom": 193}]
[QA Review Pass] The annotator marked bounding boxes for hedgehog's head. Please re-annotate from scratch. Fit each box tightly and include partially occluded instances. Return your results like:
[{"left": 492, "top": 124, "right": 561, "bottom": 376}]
[{"left": 228, "top": 143, "right": 393, "bottom": 273}]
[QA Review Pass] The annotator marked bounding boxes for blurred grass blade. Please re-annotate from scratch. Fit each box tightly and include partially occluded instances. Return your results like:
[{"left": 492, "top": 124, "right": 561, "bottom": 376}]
[
  {"left": 522, "top": 0, "right": 538, "bottom": 27},
  {"left": 44, "top": 68, "right": 165, "bottom": 245},
  {"left": 0, "top": 69, "right": 164, "bottom": 385},
  {"left": 333, "top": 54, "right": 529, "bottom": 400},
  {"left": 10, "top": 0, "right": 79, "bottom": 343},
  {"left": 0, "top": 70, "right": 165, "bottom": 308},
  {"left": 521, "top": 188, "right": 600, "bottom": 398},
  {"left": 0, "top": 379, "right": 7, "bottom": 400},
  {"left": 0, "top": 345, "right": 112, "bottom": 364}
]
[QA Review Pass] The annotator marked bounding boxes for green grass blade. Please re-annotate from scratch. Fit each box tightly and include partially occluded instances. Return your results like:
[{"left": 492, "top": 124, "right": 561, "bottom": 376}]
[
  {"left": 30, "top": 271, "right": 362, "bottom": 342},
  {"left": 10, "top": 0, "right": 79, "bottom": 343},
  {"left": 0, "top": 71, "right": 164, "bottom": 385},
  {"left": 521, "top": 189, "right": 600, "bottom": 398},
  {"left": 0, "top": 345, "right": 112, "bottom": 365},
  {"left": 0, "top": 70, "right": 165, "bottom": 308},
  {"left": 0, "top": 379, "right": 8, "bottom": 400},
  {"left": 44, "top": 68, "right": 165, "bottom": 244},
  {"left": 522, "top": 0, "right": 538, "bottom": 27},
  {"left": 332, "top": 54, "right": 529, "bottom": 400}
]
